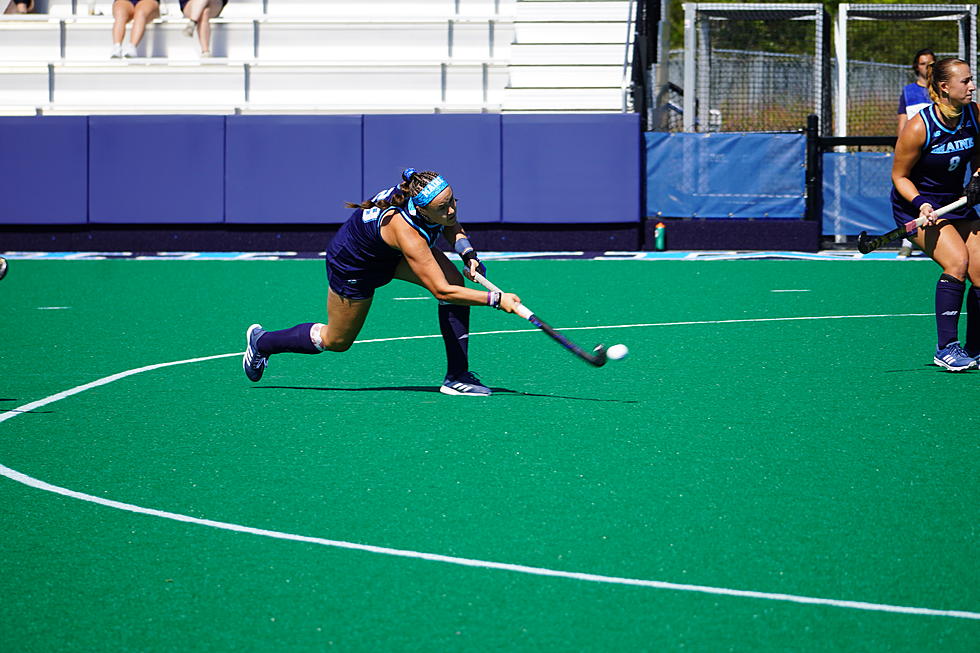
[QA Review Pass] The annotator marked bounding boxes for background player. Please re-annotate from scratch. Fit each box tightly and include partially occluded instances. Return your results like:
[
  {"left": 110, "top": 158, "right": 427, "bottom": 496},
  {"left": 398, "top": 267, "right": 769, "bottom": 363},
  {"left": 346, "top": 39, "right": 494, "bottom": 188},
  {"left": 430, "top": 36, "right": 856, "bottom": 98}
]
[
  {"left": 896, "top": 48, "right": 936, "bottom": 257},
  {"left": 891, "top": 58, "right": 980, "bottom": 371},
  {"left": 243, "top": 169, "right": 521, "bottom": 396}
]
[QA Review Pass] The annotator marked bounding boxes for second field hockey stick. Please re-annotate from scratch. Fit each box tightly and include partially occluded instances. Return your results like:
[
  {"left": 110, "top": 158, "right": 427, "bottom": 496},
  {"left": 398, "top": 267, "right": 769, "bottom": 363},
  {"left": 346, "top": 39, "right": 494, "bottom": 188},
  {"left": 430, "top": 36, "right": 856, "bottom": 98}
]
[
  {"left": 857, "top": 196, "right": 967, "bottom": 254},
  {"left": 471, "top": 271, "right": 608, "bottom": 367}
]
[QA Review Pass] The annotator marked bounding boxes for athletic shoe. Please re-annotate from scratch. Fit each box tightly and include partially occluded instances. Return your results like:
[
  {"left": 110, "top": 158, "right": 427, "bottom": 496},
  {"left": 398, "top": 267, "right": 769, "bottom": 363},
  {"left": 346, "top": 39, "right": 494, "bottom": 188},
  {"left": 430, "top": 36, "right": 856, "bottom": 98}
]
[
  {"left": 968, "top": 348, "right": 980, "bottom": 365},
  {"left": 898, "top": 244, "right": 912, "bottom": 258},
  {"left": 933, "top": 341, "right": 978, "bottom": 372},
  {"left": 440, "top": 371, "right": 491, "bottom": 396},
  {"left": 183, "top": 19, "right": 196, "bottom": 37},
  {"left": 122, "top": 42, "right": 138, "bottom": 58},
  {"left": 110, "top": 43, "right": 122, "bottom": 58},
  {"left": 243, "top": 323, "right": 268, "bottom": 382},
  {"left": 0, "top": 256, "right": 7, "bottom": 281}
]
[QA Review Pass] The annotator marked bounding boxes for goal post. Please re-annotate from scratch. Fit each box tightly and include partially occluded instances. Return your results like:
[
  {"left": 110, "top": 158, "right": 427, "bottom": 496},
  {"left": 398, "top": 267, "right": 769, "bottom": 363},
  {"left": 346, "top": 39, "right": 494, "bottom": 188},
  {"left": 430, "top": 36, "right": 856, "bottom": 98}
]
[
  {"left": 681, "top": 3, "right": 832, "bottom": 133},
  {"left": 835, "top": 4, "right": 978, "bottom": 137}
]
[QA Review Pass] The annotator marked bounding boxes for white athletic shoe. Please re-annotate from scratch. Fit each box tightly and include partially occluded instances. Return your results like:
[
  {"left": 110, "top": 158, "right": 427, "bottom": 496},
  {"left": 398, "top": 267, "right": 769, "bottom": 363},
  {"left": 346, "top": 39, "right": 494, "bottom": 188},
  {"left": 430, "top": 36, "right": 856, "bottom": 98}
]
[
  {"left": 110, "top": 43, "right": 123, "bottom": 58},
  {"left": 934, "top": 341, "right": 978, "bottom": 372},
  {"left": 122, "top": 42, "right": 138, "bottom": 58},
  {"left": 440, "top": 371, "right": 491, "bottom": 396},
  {"left": 183, "top": 19, "right": 196, "bottom": 37}
]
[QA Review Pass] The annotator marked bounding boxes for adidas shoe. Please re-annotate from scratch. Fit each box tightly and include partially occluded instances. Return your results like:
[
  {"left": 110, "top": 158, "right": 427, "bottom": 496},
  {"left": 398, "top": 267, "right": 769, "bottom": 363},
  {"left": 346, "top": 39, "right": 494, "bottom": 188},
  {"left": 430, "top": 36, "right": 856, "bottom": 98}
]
[
  {"left": 933, "top": 341, "right": 978, "bottom": 372},
  {"left": 440, "top": 371, "right": 491, "bottom": 396},
  {"left": 243, "top": 323, "right": 268, "bottom": 382}
]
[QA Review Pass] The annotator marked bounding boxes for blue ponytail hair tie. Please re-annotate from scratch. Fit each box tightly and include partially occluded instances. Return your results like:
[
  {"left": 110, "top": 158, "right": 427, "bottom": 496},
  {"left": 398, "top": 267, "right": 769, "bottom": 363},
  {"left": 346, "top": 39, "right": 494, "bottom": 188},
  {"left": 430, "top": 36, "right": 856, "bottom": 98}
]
[{"left": 402, "top": 168, "right": 417, "bottom": 182}]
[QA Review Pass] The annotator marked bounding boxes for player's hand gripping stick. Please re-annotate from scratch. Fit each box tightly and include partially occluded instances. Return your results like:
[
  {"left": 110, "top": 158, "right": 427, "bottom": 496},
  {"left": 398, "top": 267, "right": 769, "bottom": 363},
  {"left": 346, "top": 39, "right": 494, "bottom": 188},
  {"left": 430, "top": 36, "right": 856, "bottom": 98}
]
[{"left": 857, "top": 196, "right": 967, "bottom": 254}]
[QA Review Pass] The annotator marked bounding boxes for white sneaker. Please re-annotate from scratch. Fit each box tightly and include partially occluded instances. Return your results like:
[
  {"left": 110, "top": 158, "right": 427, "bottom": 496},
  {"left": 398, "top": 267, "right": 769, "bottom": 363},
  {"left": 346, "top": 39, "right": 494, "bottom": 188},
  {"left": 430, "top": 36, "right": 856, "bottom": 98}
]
[
  {"left": 110, "top": 43, "right": 123, "bottom": 58},
  {"left": 122, "top": 42, "right": 138, "bottom": 58},
  {"left": 183, "top": 19, "right": 196, "bottom": 37}
]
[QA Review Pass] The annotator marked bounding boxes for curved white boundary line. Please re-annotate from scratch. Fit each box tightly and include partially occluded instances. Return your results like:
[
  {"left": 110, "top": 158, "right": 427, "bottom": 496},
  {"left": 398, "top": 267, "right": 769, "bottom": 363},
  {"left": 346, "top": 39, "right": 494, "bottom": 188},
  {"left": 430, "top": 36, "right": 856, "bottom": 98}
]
[{"left": 2, "top": 315, "right": 977, "bottom": 621}]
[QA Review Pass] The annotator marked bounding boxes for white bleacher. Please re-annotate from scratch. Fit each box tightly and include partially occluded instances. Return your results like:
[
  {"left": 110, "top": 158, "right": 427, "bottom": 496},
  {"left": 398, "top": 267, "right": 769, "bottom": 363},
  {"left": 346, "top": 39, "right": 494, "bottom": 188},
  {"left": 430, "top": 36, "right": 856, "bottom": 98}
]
[
  {"left": 263, "top": 0, "right": 455, "bottom": 19},
  {"left": 0, "top": 64, "right": 50, "bottom": 112},
  {"left": 43, "top": 0, "right": 74, "bottom": 17},
  {"left": 503, "top": 0, "right": 633, "bottom": 112},
  {"left": 0, "top": 16, "right": 62, "bottom": 61},
  {"left": 210, "top": 0, "right": 264, "bottom": 19},
  {"left": 254, "top": 21, "right": 451, "bottom": 63},
  {"left": 0, "top": 0, "right": 634, "bottom": 115},
  {"left": 47, "top": 61, "right": 244, "bottom": 113},
  {"left": 62, "top": 17, "right": 255, "bottom": 60}
]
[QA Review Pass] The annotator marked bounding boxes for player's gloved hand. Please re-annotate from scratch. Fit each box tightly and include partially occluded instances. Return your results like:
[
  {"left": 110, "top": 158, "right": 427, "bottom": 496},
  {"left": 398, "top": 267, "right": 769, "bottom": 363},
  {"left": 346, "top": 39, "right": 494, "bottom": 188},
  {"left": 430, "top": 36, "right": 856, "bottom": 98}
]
[
  {"left": 463, "top": 254, "right": 486, "bottom": 281},
  {"left": 964, "top": 170, "right": 980, "bottom": 206},
  {"left": 455, "top": 237, "right": 486, "bottom": 281}
]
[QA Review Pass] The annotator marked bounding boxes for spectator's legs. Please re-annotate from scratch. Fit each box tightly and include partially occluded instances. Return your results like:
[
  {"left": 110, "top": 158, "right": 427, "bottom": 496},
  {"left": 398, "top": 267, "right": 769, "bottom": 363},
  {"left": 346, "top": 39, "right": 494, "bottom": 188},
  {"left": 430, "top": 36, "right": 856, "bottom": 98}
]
[
  {"left": 111, "top": 0, "right": 135, "bottom": 47},
  {"left": 4, "top": 0, "right": 35, "bottom": 14},
  {"left": 196, "top": 0, "right": 224, "bottom": 55},
  {"left": 129, "top": 0, "right": 160, "bottom": 47}
]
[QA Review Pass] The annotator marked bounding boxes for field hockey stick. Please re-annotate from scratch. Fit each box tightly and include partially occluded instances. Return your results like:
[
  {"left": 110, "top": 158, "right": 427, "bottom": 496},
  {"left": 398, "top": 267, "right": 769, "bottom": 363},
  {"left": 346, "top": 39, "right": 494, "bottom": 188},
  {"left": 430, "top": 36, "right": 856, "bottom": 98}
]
[
  {"left": 471, "top": 271, "right": 608, "bottom": 367},
  {"left": 857, "top": 196, "right": 967, "bottom": 254}
]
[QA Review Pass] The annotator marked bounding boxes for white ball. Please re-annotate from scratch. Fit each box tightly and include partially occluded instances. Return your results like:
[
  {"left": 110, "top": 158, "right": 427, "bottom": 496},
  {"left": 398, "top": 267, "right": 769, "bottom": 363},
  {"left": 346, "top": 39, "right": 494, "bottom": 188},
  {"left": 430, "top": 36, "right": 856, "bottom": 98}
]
[{"left": 606, "top": 344, "right": 629, "bottom": 361}]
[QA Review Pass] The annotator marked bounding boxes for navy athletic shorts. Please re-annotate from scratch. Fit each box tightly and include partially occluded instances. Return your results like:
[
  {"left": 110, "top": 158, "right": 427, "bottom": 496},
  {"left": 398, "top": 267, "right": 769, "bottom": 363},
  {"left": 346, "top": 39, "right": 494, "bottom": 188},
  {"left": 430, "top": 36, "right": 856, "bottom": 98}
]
[{"left": 325, "top": 256, "right": 399, "bottom": 301}]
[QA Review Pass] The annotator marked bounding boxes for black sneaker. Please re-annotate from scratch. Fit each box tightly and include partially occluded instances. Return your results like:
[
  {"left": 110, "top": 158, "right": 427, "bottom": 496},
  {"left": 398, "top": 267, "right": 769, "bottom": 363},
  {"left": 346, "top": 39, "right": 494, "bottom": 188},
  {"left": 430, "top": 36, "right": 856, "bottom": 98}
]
[{"left": 243, "top": 324, "right": 268, "bottom": 382}]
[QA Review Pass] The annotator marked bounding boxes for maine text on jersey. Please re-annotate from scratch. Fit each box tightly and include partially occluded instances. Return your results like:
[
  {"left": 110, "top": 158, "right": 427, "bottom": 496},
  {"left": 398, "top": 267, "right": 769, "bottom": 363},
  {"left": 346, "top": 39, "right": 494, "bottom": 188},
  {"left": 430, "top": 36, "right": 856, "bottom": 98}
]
[{"left": 930, "top": 135, "right": 974, "bottom": 155}]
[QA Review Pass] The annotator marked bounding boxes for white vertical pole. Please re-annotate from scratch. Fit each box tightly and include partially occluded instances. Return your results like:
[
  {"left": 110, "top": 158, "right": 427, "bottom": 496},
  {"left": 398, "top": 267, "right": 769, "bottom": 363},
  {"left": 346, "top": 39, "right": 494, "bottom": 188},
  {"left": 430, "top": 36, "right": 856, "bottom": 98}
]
[
  {"left": 834, "top": 4, "right": 848, "bottom": 139},
  {"left": 683, "top": 3, "right": 696, "bottom": 132}
]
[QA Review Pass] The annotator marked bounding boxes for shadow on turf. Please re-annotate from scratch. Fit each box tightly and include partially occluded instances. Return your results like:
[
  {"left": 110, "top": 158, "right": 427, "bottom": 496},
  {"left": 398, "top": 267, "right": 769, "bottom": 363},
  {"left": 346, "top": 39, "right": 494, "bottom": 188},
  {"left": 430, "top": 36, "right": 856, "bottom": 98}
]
[
  {"left": 0, "top": 398, "right": 52, "bottom": 415},
  {"left": 255, "top": 386, "right": 637, "bottom": 403}
]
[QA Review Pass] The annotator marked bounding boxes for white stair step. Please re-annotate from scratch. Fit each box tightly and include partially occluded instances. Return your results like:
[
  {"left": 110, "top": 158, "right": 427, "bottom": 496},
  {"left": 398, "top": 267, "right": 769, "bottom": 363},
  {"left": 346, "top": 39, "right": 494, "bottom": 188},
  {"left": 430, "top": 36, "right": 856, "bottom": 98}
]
[
  {"left": 508, "top": 64, "right": 623, "bottom": 88},
  {"left": 0, "top": 64, "right": 50, "bottom": 107},
  {"left": 503, "top": 86, "right": 625, "bottom": 111},
  {"left": 509, "top": 42, "right": 629, "bottom": 65},
  {"left": 51, "top": 62, "right": 246, "bottom": 106},
  {"left": 514, "top": 21, "right": 630, "bottom": 44},
  {"left": 515, "top": 0, "right": 633, "bottom": 22},
  {"left": 0, "top": 19, "right": 62, "bottom": 62}
]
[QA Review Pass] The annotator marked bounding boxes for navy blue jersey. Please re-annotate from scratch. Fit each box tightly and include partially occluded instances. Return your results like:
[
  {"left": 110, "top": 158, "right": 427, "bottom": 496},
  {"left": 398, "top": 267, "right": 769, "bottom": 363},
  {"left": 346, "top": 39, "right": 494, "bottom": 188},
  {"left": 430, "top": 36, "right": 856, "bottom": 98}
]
[
  {"left": 891, "top": 103, "right": 980, "bottom": 225},
  {"left": 325, "top": 186, "right": 446, "bottom": 299}
]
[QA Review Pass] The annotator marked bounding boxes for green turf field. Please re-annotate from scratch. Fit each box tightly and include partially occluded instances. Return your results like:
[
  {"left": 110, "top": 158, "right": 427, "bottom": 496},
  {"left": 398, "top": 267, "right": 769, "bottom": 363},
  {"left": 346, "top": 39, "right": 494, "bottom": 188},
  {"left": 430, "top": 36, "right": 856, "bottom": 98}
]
[{"left": 1, "top": 259, "right": 977, "bottom": 651}]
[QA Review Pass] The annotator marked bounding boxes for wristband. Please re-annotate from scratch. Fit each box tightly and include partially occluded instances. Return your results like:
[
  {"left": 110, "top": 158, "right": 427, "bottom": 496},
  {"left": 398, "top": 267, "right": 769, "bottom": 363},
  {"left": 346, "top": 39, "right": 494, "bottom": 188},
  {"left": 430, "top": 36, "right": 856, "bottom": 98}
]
[
  {"left": 911, "top": 195, "right": 930, "bottom": 211},
  {"left": 454, "top": 237, "right": 474, "bottom": 257},
  {"left": 486, "top": 291, "right": 501, "bottom": 309}
]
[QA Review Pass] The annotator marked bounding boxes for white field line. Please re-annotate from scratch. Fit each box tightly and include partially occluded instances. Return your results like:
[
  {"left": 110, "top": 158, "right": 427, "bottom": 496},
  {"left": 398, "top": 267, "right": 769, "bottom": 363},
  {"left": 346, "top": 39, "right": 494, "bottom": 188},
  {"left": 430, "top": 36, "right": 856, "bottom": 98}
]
[{"left": 3, "top": 314, "right": 976, "bottom": 621}]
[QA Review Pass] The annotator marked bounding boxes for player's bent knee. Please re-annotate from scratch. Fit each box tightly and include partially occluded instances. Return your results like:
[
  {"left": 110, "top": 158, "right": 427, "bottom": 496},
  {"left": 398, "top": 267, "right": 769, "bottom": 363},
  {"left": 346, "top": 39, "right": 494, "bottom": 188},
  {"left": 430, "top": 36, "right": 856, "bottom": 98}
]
[{"left": 325, "top": 338, "right": 354, "bottom": 353}]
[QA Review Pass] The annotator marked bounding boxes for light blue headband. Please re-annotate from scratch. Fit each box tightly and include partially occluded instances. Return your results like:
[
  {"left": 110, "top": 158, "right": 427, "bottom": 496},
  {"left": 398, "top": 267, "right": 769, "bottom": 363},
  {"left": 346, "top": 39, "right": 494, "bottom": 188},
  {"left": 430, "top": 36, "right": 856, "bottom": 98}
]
[{"left": 412, "top": 175, "right": 449, "bottom": 207}]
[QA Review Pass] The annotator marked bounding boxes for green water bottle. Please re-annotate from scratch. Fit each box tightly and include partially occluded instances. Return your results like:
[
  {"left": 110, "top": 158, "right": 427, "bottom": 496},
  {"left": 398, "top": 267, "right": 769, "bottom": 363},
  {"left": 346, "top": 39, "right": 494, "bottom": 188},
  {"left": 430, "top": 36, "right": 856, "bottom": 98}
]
[{"left": 654, "top": 221, "right": 666, "bottom": 251}]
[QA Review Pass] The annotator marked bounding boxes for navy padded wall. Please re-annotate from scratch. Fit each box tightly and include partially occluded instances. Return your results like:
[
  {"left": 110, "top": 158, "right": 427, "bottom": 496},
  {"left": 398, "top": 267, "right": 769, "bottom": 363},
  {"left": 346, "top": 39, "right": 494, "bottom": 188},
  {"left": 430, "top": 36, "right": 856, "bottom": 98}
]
[
  {"left": 362, "top": 114, "right": 502, "bottom": 223},
  {"left": 225, "top": 115, "right": 363, "bottom": 224},
  {"left": 0, "top": 116, "right": 88, "bottom": 225},
  {"left": 501, "top": 114, "right": 641, "bottom": 223},
  {"left": 88, "top": 115, "right": 225, "bottom": 224}
]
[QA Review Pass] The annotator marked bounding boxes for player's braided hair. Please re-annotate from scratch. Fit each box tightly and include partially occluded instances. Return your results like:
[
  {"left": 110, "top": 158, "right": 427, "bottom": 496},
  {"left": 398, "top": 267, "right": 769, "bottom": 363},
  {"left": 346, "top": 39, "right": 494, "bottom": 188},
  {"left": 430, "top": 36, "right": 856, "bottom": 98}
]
[
  {"left": 343, "top": 169, "right": 442, "bottom": 210},
  {"left": 927, "top": 57, "right": 968, "bottom": 120}
]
